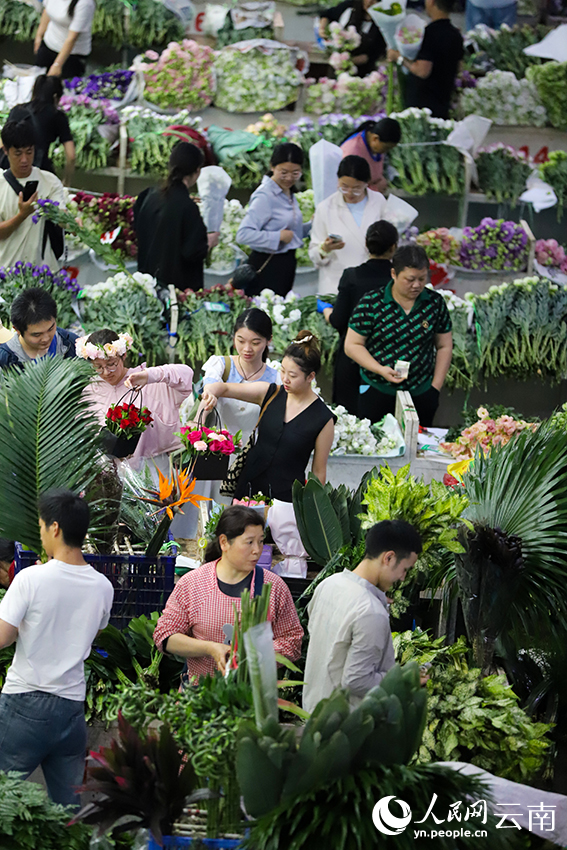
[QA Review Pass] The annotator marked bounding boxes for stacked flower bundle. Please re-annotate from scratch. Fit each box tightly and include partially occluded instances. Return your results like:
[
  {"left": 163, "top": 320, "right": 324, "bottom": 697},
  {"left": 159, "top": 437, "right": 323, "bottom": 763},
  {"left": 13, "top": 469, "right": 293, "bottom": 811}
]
[
  {"left": 326, "top": 22, "right": 362, "bottom": 74},
  {"left": 459, "top": 218, "right": 528, "bottom": 271},
  {"left": 245, "top": 114, "right": 287, "bottom": 139},
  {"left": 122, "top": 107, "right": 204, "bottom": 175},
  {"left": 534, "top": 239, "right": 567, "bottom": 275},
  {"left": 138, "top": 41, "right": 215, "bottom": 111},
  {"left": 70, "top": 192, "right": 137, "bottom": 260},
  {"left": 460, "top": 71, "right": 546, "bottom": 127},
  {"left": 0, "top": 262, "right": 79, "bottom": 329},
  {"left": 475, "top": 144, "right": 532, "bottom": 206},
  {"left": 441, "top": 407, "right": 538, "bottom": 460},
  {"left": 214, "top": 43, "right": 303, "bottom": 113},
  {"left": 64, "top": 70, "right": 134, "bottom": 101},
  {"left": 304, "top": 71, "right": 388, "bottom": 116},
  {"left": 416, "top": 228, "right": 460, "bottom": 265},
  {"left": 54, "top": 94, "right": 119, "bottom": 171}
]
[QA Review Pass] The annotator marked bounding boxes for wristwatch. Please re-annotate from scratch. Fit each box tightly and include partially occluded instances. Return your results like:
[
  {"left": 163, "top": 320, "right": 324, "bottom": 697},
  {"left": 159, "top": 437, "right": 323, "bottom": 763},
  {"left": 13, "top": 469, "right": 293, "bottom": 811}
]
[{"left": 397, "top": 55, "right": 404, "bottom": 67}]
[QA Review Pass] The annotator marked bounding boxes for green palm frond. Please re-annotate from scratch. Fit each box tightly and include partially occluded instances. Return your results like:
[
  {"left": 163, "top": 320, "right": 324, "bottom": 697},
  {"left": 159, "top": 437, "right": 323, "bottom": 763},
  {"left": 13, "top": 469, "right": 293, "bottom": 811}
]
[
  {"left": 461, "top": 422, "right": 567, "bottom": 636},
  {"left": 0, "top": 357, "right": 102, "bottom": 552}
]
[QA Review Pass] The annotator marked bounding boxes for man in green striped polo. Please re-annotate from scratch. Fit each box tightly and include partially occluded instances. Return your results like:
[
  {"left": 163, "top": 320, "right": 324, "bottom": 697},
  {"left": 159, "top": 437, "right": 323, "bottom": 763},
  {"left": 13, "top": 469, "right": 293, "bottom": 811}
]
[{"left": 344, "top": 244, "right": 453, "bottom": 426}]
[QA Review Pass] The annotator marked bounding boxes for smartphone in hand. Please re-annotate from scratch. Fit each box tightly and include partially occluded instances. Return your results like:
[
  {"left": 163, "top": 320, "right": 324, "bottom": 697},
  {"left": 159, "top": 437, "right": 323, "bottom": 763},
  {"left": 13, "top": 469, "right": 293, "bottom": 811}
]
[{"left": 22, "top": 180, "right": 39, "bottom": 202}]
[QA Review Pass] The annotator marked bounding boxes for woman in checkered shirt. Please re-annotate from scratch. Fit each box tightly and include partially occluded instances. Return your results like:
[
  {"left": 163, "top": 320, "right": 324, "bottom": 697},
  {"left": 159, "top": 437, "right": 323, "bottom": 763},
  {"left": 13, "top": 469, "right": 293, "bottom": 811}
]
[{"left": 153, "top": 505, "right": 303, "bottom": 682}]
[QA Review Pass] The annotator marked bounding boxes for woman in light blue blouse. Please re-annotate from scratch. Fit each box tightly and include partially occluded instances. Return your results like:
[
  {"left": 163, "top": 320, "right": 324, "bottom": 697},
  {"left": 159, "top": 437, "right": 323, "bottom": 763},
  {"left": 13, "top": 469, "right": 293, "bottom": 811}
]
[{"left": 236, "top": 143, "right": 311, "bottom": 297}]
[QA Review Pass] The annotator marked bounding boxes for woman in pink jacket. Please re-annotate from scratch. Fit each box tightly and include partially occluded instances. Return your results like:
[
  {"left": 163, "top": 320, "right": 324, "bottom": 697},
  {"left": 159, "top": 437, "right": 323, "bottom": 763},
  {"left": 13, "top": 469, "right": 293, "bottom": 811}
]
[
  {"left": 340, "top": 117, "right": 401, "bottom": 194},
  {"left": 76, "top": 328, "right": 193, "bottom": 462}
]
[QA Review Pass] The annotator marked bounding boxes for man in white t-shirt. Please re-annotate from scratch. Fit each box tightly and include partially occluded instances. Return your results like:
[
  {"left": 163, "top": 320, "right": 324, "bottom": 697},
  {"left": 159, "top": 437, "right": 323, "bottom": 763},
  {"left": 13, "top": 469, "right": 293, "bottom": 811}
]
[
  {"left": 0, "top": 119, "right": 65, "bottom": 271},
  {"left": 0, "top": 489, "right": 113, "bottom": 806}
]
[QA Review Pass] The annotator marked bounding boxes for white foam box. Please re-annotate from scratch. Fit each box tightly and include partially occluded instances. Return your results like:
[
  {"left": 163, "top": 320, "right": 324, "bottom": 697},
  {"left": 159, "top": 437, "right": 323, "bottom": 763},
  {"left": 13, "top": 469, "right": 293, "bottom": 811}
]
[{"left": 395, "top": 391, "right": 419, "bottom": 460}]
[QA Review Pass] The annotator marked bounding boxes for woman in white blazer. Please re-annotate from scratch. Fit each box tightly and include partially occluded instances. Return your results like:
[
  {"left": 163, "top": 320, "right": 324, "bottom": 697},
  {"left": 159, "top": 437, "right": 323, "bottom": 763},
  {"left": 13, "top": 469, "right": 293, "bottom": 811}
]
[{"left": 309, "top": 155, "right": 387, "bottom": 296}]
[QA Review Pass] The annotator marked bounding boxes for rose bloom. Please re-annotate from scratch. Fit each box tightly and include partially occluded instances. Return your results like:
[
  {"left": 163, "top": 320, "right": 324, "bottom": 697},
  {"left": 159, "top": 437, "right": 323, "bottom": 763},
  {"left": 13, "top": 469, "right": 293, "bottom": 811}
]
[
  {"left": 187, "top": 430, "right": 203, "bottom": 444},
  {"left": 193, "top": 440, "right": 208, "bottom": 451}
]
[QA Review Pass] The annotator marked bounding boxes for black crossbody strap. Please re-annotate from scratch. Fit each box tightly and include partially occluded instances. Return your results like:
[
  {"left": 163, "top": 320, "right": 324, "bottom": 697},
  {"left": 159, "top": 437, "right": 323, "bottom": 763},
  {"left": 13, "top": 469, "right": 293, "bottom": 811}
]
[{"left": 3, "top": 170, "right": 25, "bottom": 196}]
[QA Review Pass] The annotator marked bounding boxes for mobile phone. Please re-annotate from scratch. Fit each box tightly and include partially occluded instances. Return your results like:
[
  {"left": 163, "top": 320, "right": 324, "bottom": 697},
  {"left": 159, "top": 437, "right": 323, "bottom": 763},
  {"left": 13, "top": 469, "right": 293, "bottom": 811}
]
[
  {"left": 328, "top": 233, "right": 343, "bottom": 242},
  {"left": 22, "top": 180, "right": 39, "bottom": 202}
]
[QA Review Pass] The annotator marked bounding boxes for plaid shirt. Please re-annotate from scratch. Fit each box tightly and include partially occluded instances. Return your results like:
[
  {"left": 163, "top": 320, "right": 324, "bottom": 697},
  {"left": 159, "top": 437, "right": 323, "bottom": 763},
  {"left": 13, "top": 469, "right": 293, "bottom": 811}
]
[{"left": 153, "top": 560, "right": 303, "bottom": 679}]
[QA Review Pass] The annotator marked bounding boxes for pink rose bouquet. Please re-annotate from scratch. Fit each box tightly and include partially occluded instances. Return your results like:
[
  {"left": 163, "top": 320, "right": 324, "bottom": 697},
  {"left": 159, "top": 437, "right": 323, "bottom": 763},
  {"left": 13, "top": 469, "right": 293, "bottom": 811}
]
[
  {"left": 176, "top": 424, "right": 242, "bottom": 461},
  {"left": 441, "top": 407, "right": 538, "bottom": 460}
]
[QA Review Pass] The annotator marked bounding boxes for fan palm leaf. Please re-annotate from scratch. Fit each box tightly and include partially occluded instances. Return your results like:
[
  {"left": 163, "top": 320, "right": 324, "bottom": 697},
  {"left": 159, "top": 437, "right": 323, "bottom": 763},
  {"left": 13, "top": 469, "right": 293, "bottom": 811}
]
[
  {"left": 0, "top": 357, "right": 102, "bottom": 552},
  {"left": 459, "top": 422, "right": 567, "bottom": 639}
]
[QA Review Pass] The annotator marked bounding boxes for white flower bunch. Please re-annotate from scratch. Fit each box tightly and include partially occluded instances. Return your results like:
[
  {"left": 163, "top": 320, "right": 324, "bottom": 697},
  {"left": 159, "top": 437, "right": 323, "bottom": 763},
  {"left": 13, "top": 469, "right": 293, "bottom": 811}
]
[
  {"left": 431, "top": 285, "right": 475, "bottom": 327},
  {"left": 330, "top": 405, "right": 380, "bottom": 455},
  {"left": 85, "top": 271, "right": 157, "bottom": 300},
  {"left": 213, "top": 45, "right": 303, "bottom": 113},
  {"left": 461, "top": 71, "right": 546, "bottom": 127}
]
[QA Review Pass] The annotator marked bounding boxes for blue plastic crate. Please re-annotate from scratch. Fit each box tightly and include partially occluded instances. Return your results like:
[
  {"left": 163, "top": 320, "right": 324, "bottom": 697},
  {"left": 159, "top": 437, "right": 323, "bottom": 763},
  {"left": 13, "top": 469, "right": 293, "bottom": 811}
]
[
  {"left": 148, "top": 837, "right": 243, "bottom": 849},
  {"left": 14, "top": 544, "right": 175, "bottom": 629}
]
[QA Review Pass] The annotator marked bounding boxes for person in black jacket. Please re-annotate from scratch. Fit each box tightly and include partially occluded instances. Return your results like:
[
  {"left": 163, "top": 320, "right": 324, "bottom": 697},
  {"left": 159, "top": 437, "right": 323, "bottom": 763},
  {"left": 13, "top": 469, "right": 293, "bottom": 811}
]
[
  {"left": 5, "top": 76, "right": 75, "bottom": 184},
  {"left": 133, "top": 142, "right": 214, "bottom": 293},
  {"left": 319, "top": 0, "right": 386, "bottom": 78},
  {"left": 318, "top": 220, "right": 398, "bottom": 414},
  {"left": 0, "top": 287, "right": 77, "bottom": 370}
]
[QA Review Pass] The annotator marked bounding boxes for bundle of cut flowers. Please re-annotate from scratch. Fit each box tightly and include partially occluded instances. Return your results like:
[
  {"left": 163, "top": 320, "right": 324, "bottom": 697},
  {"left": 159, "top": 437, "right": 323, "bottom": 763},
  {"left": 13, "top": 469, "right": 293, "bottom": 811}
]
[
  {"left": 214, "top": 42, "right": 303, "bottom": 113},
  {"left": 32, "top": 198, "right": 124, "bottom": 269},
  {"left": 534, "top": 238, "right": 567, "bottom": 274},
  {"left": 325, "top": 22, "right": 361, "bottom": 74},
  {"left": 177, "top": 425, "right": 242, "bottom": 459},
  {"left": 388, "top": 108, "right": 464, "bottom": 196},
  {"left": 123, "top": 107, "right": 204, "bottom": 176},
  {"left": 137, "top": 41, "right": 215, "bottom": 111},
  {"left": 441, "top": 406, "right": 538, "bottom": 460},
  {"left": 105, "top": 402, "right": 153, "bottom": 436},
  {"left": 52, "top": 94, "right": 118, "bottom": 171},
  {"left": 175, "top": 284, "right": 251, "bottom": 364},
  {"left": 397, "top": 23, "right": 422, "bottom": 43},
  {"left": 0, "top": 261, "right": 79, "bottom": 330},
  {"left": 465, "top": 23, "right": 550, "bottom": 80},
  {"left": 475, "top": 144, "right": 532, "bottom": 207},
  {"left": 0, "top": 0, "right": 40, "bottom": 41},
  {"left": 458, "top": 218, "right": 528, "bottom": 271},
  {"left": 539, "top": 150, "right": 567, "bottom": 220},
  {"left": 527, "top": 61, "right": 567, "bottom": 131},
  {"left": 204, "top": 198, "right": 246, "bottom": 273},
  {"left": 416, "top": 228, "right": 460, "bottom": 265},
  {"left": 459, "top": 70, "right": 546, "bottom": 127},
  {"left": 64, "top": 70, "right": 134, "bottom": 101},
  {"left": 245, "top": 114, "right": 287, "bottom": 139},
  {"left": 295, "top": 189, "right": 315, "bottom": 268},
  {"left": 70, "top": 192, "right": 137, "bottom": 260},
  {"left": 330, "top": 405, "right": 396, "bottom": 455},
  {"left": 304, "top": 70, "right": 388, "bottom": 116}
]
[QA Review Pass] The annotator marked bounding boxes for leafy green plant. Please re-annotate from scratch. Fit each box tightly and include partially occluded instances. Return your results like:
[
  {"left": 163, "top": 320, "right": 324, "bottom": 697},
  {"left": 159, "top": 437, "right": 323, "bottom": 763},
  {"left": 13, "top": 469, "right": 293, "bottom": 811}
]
[
  {"left": 393, "top": 630, "right": 553, "bottom": 782},
  {"left": 527, "top": 61, "right": 567, "bottom": 130},
  {"left": 0, "top": 358, "right": 102, "bottom": 553},
  {"left": 0, "top": 772, "right": 91, "bottom": 849},
  {"left": 540, "top": 151, "right": 567, "bottom": 220},
  {"left": 466, "top": 24, "right": 550, "bottom": 79},
  {"left": 72, "top": 714, "right": 211, "bottom": 843}
]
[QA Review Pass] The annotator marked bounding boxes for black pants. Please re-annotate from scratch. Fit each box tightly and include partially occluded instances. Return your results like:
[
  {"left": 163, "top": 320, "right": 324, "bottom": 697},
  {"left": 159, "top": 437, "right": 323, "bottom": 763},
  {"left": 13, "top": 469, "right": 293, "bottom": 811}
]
[
  {"left": 359, "top": 384, "right": 440, "bottom": 428},
  {"left": 247, "top": 249, "right": 296, "bottom": 297},
  {"left": 332, "top": 342, "right": 360, "bottom": 415},
  {"left": 35, "top": 42, "right": 87, "bottom": 79}
]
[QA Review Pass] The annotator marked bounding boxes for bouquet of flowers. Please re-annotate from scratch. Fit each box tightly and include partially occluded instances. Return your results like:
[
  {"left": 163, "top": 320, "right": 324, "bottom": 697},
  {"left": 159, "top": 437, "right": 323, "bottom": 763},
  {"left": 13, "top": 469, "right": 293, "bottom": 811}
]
[
  {"left": 296, "top": 189, "right": 315, "bottom": 268},
  {"left": 70, "top": 192, "right": 137, "bottom": 260},
  {"left": 0, "top": 262, "right": 79, "bottom": 330},
  {"left": 539, "top": 150, "right": 567, "bottom": 219},
  {"left": 253, "top": 292, "right": 339, "bottom": 366},
  {"left": 475, "top": 144, "right": 532, "bottom": 207},
  {"left": 534, "top": 239, "right": 567, "bottom": 274},
  {"left": 330, "top": 405, "right": 395, "bottom": 455},
  {"left": 460, "top": 71, "right": 546, "bottom": 127},
  {"left": 177, "top": 425, "right": 242, "bottom": 459},
  {"left": 245, "top": 114, "right": 287, "bottom": 139},
  {"left": 64, "top": 70, "right": 134, "bottom": 101},
  {"left": 123, "top": 107, "right": 204, "bottom": 175},
  {"left": 395, "top": 15, "right": 425, "bottom": 61},
  {"left": 205, "top": 199, "right": 247, "bottom": 273},
  {"left": 52, "top": 94, "right": 118, "bottom": 171},
  {"left": 458, "top": 218, "right": 529, "bottom": 271},
  {"left": 388, "top": 108, "right": 464, "bottom": 196},
  {"left": 441, "top": 406, "right": 538, "bottom": 460},
  {"left": 416, "top": 228, "right": 460, "bottom": 265},
  {"left": 367, "top": 0, "right": 406, "bottom": 48},
  {"left": 304, "top": 71, "right": 388, "bottom": 116},
  {"left": 325, "top": 22, "right": 361, "bottom": 74},
  {"left": 137, "top": 41, "right": 215, "bottom": 111},
  {"left": 106, "top": 401, "right": 153, "bottom": 437},
  {"left": 435, "top": 287, "right": 476, "bottom": 390},
  {"left": 213, "top": 42, "right": 303, "bottom": 113}
]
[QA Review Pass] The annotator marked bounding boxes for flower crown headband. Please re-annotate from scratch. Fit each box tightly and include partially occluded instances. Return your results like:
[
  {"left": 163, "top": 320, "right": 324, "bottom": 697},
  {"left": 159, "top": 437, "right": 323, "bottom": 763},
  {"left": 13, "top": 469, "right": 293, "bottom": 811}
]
[{"left": 76, "top": 332, "right": 134, "bottom": 361}]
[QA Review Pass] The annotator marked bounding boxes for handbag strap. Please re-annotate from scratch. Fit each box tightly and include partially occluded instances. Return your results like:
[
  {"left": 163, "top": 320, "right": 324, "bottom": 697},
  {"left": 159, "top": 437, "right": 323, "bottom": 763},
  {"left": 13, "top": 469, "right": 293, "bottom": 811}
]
[
  {"left": 252, "top": 384, "right": 281, "bottom": 434},
  {"left": 222, "top": 355, "right": 231, "bottom": 383},
  {"left": 197, "top": 403, "right": 222, "bottom": 431},
  {"left": 253, "top": 566, "right": 264, "bottom": 598},
  {"left": 117, "top": 385, "right": 143, "bottom": 407}
]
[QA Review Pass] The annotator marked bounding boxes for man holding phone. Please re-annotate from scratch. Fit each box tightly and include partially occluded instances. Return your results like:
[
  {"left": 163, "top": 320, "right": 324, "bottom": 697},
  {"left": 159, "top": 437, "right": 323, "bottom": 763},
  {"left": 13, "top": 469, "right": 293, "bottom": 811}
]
[{"left": 0, "top": 119, "right": 65, "bottom": 270}]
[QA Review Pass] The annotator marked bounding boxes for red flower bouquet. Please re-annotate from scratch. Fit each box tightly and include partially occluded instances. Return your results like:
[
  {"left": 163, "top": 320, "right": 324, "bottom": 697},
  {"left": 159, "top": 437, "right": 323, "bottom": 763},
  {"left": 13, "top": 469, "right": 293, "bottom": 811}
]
[{"left": 106, "top": 402, "right": 153, "bottom": 437}]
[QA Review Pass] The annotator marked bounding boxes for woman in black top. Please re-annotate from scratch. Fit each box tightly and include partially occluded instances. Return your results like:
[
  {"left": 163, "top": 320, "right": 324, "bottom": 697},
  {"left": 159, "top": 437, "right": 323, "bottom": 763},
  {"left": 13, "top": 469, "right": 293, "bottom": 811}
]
[
  {"left": 202, "top": 331, "right": 335, "bottom": 502},
  {"left": 319, "top": 0, "right": 386, "bottom": 78},
  {"left": 321, "top": 220, "right": 398, "bottom": 415},
  {"left": 6, "top": 75, "right": 75, "bottom": 183},
  {"left": 133, "top": 142, "right": 211, "bottom": 292}
]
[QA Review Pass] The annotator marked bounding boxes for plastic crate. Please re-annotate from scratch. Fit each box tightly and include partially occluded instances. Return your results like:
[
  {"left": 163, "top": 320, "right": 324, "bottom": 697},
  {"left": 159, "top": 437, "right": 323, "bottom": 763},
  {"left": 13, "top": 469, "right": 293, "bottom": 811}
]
[
  {"left": 148, "top": 837, "right": 243, "bottom": 849},
  {"left": 282, "top": 575, "right": 311, "bottom": 601},
  {"left": 14, "top": 544, "right": 175, "bottom": 629}
]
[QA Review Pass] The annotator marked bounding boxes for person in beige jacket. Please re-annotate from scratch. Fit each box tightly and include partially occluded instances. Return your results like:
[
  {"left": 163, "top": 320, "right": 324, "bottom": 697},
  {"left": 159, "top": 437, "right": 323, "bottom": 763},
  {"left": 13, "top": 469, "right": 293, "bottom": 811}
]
[{"left": 308, "top": 155, "right": 387, "bottom": 296}]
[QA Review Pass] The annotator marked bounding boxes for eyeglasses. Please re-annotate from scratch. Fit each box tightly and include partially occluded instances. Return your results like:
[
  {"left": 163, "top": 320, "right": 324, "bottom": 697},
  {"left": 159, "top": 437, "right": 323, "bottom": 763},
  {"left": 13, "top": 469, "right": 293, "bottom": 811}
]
[
  {"left": 338, "top": 185, "right": 366, "bottom": 196},
  {"left": 93, "top": 361, "right": 120, "bottom": 374},
  {"left": 275, "top": 169, "right": 302, "bottom": 178}
]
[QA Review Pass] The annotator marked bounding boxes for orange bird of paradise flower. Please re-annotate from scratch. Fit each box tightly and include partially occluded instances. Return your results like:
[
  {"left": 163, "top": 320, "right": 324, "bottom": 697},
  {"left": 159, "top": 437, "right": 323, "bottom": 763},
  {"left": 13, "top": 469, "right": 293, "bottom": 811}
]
[{"left": 141, "top": 465, "right": 210, "bottom": 520}]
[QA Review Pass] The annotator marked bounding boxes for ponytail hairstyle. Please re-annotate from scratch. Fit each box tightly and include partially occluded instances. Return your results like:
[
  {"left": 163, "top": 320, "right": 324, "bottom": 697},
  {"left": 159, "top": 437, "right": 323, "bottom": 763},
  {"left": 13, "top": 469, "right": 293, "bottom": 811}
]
[
  {"left": 338, "top": 154, "right": 371, "bottom": 184},
  {"left": 234, "top": 308, "right": 273, "bottom": 362},
  {"left": 283, "top": 329, "right": 321, "bottom": 377},
  {"left": 31, "top": 75, "right": 63, "bottom": 112},
  {"left": 163, "top": 141, "right": 204, "bottom": 194},
  {"left": 204, "top": 505, "right": 265, "bottom": 562},
  {"left": 68, "top": 0, "right": 80, "bottom": 18},
  {"left": 365, "top": 220, "right": 399, "bottom": 256},
  {"left": 340, "top": 116, "right": 402, "bottom": 148},
  {"left": 268, "top": 143, "right": 304, "bottom": 193}
]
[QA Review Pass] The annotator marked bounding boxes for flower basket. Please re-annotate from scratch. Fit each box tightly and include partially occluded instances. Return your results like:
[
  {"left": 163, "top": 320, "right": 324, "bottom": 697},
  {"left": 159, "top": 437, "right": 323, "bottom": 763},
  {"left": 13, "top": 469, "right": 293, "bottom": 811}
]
[
  {"left": 177, "top": 409, "right": 241, "bottom": 481},
  {"left": 99, "top": 427, "right": 142, "bottom": 459}
]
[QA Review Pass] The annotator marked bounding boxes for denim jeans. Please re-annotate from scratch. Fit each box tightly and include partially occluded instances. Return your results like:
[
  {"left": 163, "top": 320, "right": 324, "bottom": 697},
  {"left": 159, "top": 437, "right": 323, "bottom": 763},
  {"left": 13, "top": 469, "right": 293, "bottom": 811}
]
[
  {"left": 466, "top": 1, "right": 517, "bottom": 31},
  {"left": 0, "top": 691, "right": 87, "bottom": 806}
]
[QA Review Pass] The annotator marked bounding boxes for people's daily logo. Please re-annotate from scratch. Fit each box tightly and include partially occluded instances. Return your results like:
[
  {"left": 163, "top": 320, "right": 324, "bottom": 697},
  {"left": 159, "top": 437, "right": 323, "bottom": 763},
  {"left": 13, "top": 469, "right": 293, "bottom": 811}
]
[{"left": 372, "top": 797, "right": 412, "bottom": 835}]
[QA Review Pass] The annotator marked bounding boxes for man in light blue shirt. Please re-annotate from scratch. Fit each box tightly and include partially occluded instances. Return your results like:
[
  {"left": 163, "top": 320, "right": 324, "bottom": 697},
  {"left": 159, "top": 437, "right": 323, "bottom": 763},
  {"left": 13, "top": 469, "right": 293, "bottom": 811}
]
[{"left": 303, "top": 520, "right": 422, "bottom": 712}]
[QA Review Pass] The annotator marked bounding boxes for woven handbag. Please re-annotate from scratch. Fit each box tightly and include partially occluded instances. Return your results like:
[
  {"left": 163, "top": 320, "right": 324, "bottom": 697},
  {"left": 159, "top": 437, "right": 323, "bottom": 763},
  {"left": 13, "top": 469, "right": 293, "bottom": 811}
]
[{"left": 219, "top": 385, "right": 281, "bottom": 499}]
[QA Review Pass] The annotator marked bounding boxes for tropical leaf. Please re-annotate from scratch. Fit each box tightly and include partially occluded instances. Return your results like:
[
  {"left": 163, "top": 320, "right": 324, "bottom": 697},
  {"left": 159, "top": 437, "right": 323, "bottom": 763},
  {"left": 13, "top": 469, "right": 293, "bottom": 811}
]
[{"left": 0, "top": 357, "right": 101, "bottom": 552}]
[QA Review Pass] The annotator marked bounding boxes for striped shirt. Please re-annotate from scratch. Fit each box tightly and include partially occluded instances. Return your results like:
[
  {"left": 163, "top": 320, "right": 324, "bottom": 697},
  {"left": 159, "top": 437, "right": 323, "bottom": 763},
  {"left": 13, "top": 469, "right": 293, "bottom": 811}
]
[{"left": 349, "top": 282, "right": 452, "bottom": 395}]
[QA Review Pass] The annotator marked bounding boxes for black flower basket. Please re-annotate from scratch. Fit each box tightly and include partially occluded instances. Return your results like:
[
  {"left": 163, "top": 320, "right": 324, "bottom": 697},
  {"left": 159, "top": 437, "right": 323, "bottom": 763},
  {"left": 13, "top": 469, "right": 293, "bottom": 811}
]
[
  {"left": 184, "top": 408, "right": 230, "bottom": 481},
  {"left": 100, "top": 386, "right": 147, "bottom": 459}
]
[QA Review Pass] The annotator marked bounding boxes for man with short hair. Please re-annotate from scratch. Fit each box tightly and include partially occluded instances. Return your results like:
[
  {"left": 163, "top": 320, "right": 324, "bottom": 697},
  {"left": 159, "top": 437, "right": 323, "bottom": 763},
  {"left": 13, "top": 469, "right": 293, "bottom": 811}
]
[
  {"left": 0, "top": 489, "right": 113, "bottom": 806},
  {"left": 303, "top": 520, "right": 422, "bottom": 712},
  {"left": 0, "top": 287, "right": 77, "bottom": 369},
  {"left": 0, "top": 119, "right": 65, "bottom": 270},
  {"left": 387, "top": 0, "right": 464, "bottom": 120}
]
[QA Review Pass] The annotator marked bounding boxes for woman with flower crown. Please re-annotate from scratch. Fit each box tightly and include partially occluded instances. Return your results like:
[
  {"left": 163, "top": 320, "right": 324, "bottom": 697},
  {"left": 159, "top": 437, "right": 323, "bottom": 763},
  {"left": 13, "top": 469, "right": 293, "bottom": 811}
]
[{"left": 76, "top": 328, "right": 194, "bottom": 463}]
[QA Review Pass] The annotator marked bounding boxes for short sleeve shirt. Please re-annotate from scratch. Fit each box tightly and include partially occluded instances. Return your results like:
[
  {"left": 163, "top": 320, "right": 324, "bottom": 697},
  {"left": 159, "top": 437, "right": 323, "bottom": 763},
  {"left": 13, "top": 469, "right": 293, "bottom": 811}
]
[
  {"left": 349, "top": 282, "right": 452, "bottom": 395},
  {"left": 44, "top": 0, "right": 96, "bottom": 55},
  {"left": 405, "top": 19, "right": 464, "bottom": 119}
]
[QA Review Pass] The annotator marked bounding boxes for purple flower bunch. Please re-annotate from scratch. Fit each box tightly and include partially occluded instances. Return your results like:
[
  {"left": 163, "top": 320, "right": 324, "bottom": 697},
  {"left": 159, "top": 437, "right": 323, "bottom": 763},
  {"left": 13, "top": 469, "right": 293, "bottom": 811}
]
[
  {"left": 459, "top": 218, "right": 528, "bottom": 271},
  {"left": 59, "top": 93, "right": 120, "bottom": 125},
  {"left": 454, "top": 69, "right": 477, "bottom": 90},
  {"left": 31, "top": 198, "right": 60, "bottom": 225},
  {"left": 64, "top": 70, "right": 134, "bottom": 101},
  {"left": 0, "top": 262, "right": 80, "bottom": 295}
]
